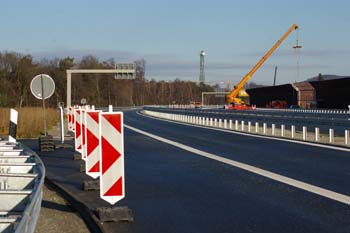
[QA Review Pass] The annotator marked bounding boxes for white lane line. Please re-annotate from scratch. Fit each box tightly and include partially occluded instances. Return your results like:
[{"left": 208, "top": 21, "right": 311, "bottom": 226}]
[
  {"left": 138, "top": 111, "right": 350, "bottom": 152},
  {"left": 125, "top": 124, "right": 350, "bottom": 205}
]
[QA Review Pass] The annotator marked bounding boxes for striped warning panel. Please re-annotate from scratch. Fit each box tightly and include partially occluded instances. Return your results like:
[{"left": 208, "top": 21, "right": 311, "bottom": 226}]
[
  {"left": 99, "top": 112, "right": 124, "bottom": 205},
  {"left": 67, "top": 107, "right": 74, "bottom": 132},
  {"left": 74, "top": 109, "right": 82, "bottom": 153},
  {"left": 85, "top": 110, "right": 101, "bottom": 179},
  {"left": 9, "top": 109, "right": 18, "bottom": 143},
  {"left": 81, "top": 110, "right": 87, "bottom": 161}
]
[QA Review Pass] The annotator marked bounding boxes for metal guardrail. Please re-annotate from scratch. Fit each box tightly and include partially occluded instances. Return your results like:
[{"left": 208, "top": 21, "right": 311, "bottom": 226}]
[
  {"left": 0, "top": 140, "right": 45, "bottom": 233},
  {"left": 143, "top": 109, "right": 350, "bottom": 148}
]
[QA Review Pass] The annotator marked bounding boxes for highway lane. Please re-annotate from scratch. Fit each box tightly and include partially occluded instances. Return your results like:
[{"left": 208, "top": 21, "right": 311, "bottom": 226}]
[
  {"left": 21, "top": 108, "right": 350, "bottom": 233},
  {"left": 120, "top": 109, "right": 350, "bottom": 232},
  {"left": 126, "top": 110, "right": 350, "bottom": 195},
  {"left": 145, "top": 107, "right": 350, "bottom": 135}
]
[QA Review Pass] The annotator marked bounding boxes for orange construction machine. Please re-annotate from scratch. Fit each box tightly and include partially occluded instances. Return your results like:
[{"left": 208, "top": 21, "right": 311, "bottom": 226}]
[{"left": 225, "top": 24, "right": 299, "bottom": 110}]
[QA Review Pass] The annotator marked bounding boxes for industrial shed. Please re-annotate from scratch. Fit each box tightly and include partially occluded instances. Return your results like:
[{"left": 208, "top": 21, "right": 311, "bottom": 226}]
[
  {"left": 292, "top": 82, "right": 316, "bottom": 108},
  {"left": 310, "top": 77, "right": 350, "bottom": 109},
  {"left": 246, "top": 84, "right": 298, "bottom": 107},
  {"left": 247, "top": 77, "right": 350, "bottom": 109}
]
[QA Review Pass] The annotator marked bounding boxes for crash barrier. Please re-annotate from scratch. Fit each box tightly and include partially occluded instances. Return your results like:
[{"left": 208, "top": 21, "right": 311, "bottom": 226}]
[
  {"left": 143, "top": 110, "right": 350, "bottom": 147},
  {"left": 257, "top": 108, "right": 349, "bottom": 114},
  {"left": 166, "top": 104, "right": 350, "bottom": 114},
  {"left": 0, "top": 140, "right": 45, "bottom": 233}
]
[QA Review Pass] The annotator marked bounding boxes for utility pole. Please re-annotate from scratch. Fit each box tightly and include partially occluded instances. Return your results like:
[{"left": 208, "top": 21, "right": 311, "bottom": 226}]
[
  {"left": 199, "top": 50, "right": 205, "bottom": 84},
  {"left": 273, "top": 66, "right": 278, "bottom": 86}
]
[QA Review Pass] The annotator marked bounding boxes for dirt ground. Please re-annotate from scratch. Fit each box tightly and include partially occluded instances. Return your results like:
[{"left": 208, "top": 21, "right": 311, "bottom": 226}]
[{"left": 35, "top": 184, "right": 90, "bottom": 233}]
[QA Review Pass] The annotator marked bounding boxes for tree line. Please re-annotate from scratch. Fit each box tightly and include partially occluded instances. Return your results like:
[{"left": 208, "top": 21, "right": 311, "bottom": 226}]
[{"left": 0, "top": 51, "right": 215, "bottom": 108}]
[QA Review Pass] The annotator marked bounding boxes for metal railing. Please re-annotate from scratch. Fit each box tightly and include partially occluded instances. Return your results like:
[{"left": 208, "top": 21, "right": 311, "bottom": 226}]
[
  {"left": 0, "top": 140, "right": 45, "bottom": 233},
  {"left": 143, "top": 110, "right": 350, "bottom": 148}
]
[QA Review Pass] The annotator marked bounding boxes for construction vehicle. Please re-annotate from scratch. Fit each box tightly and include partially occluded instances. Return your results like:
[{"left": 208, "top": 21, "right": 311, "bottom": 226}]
[{"left": 225, "top": 24, "right": 299, "bottom": 110}]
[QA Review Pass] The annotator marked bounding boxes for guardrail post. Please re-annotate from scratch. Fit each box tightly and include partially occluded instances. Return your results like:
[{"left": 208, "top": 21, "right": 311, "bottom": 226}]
[
  {"left": 271, "top": 124, "right": 275, "bottom": 136},
  {"left": 255, "top": 122, "right": 259, "bottom": 133},
  {"left": 291, "top": 125, "right": 295, "bottom": 139},
  {"left": 9, "top": 109, "right": 18, "bottom": 143},
  {"left": 345, "top": 130, "right": 349, "bottom": 145},
  {"left": 214, "top": 118, "right": 218, "bottom": 127},
  {"left": 224, "top": 119, "right": 227, "bottom": 129},
  {"left": 248, "top": 122, "right": 251, "bottom": 132},
  {"left": 210, "top": 118, "right": 213, "bottom": 127},
  {"left": 329, "top": 129, "right": 334, "bottom": 143},
  {"left": 235, "top": 120, "right": 239, "bottom": 130},
  {"left": 315, "top": 127, "right": 320, "bottom": 142},
  {"left": 229, "top": 120, "right": 232, "bottom": 129},
  {"left": 219, "top": 119, "right": 222, "bottom": 128},
  {"left": 241, "top": 121, "right": 245, "bottom": 131},
  {"left": 263, "top": 123, "right": 267, "bottom": 135},
  {"left": 281, "top": 124, "right": 285, "bottom": 137},
  {"left": 303, "top": 126, "right": 307, "bottom": 141}
]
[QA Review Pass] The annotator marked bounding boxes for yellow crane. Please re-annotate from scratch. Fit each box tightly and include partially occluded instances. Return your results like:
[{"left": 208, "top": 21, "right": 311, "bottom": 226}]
[{"left": 225, "top": 24, "right": 300, "bottom": 110}]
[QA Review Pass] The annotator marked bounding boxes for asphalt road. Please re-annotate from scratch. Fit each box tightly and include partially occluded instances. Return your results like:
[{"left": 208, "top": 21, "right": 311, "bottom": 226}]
[
  {"left": 123, "top": 109, "right": 350, "bottom": 233},
  {"left": 145, "top": 107, "right": 350, "bottom": 135},
  {"left": 23, "top": 109, "right": 350, "bottom": 233}
]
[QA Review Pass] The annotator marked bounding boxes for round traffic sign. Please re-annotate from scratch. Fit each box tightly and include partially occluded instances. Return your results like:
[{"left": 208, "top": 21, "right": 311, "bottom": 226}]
[
  {"left": 30, "top": 74, "right": 55, "bottom": 100},
  {"left": 81, "top": 98, "right": 87, "bottom": 105}
]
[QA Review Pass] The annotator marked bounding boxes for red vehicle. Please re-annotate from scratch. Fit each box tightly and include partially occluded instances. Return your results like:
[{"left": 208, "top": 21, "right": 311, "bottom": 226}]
[{"left": 266, "top": 100, "right": 288, "bottom": 109}]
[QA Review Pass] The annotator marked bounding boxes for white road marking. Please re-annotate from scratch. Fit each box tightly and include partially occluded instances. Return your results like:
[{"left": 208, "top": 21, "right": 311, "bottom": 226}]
[
  {"left": 125, "top": 123, "right": 350, "bottom": 205},
  {"left": 138, "top": 111, "right": 350, "bottom": 152}
]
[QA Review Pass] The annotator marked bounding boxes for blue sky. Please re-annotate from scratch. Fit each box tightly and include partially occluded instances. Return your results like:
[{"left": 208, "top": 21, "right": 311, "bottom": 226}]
[{"left": 1, "top": 0, "right": 350, "bottom": 85}]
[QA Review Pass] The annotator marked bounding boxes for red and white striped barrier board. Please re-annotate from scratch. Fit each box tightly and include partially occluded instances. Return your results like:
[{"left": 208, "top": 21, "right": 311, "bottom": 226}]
[
  {"left": 68, "top": 107, "right": 74, "bottom": 132},
  {"left": 74, "top": 109, "right": 82, "bottom": 153},
  {"left": 81, "top": 110, "right": 87, "bottom": 160},
  {"left": 84, "top": 110, "right": 101, "bottom": 178},
  {"left": 99, "top": 112, "right": 124, "bottom": 205}
]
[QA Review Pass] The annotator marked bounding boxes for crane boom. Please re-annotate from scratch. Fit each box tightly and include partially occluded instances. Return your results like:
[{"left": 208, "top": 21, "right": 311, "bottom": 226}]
[{"left": 226, "top": 24, "right": 299, "bottom": 106}]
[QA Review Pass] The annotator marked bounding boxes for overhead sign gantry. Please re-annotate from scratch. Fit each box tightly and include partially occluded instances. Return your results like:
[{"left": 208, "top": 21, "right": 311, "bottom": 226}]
[{"left": 66, "top": 64, "right": 136, "bottom": 108}]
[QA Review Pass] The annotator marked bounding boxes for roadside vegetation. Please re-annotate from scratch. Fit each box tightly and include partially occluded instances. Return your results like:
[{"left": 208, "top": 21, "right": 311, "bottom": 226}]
[
  {"left": 0, "top": 51, "right": 215, "bottom": 108},
  {"left": 0, "top": 107, "right": 59, "bottom": 138}
]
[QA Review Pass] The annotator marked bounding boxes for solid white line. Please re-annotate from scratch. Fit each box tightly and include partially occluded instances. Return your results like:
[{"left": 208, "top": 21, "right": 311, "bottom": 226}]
[
  {"left": 138, "top": 111, "right": 350, "bottom": 152},
  {"left": 125, "top": 123, "right": 350, "bottom": 205}
]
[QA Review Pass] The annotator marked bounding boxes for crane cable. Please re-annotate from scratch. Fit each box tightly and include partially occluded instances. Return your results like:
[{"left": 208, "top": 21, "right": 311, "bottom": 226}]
[{"left": 293, "top": 28, "right": 302, "bottom": 82}]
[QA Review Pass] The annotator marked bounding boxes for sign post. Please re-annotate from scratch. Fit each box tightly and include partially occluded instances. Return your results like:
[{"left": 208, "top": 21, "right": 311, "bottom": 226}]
[{"left": 30, "top": 74, "right": 55, "bottom": 135}]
